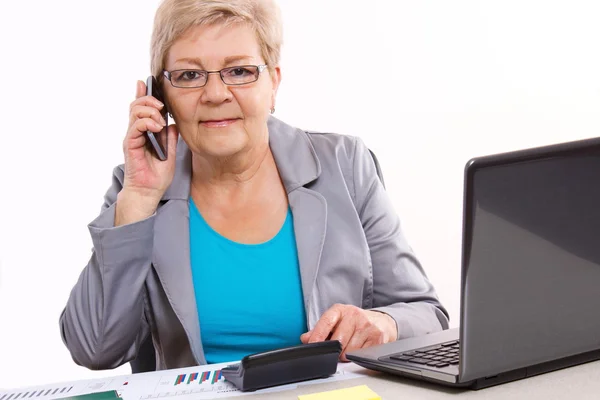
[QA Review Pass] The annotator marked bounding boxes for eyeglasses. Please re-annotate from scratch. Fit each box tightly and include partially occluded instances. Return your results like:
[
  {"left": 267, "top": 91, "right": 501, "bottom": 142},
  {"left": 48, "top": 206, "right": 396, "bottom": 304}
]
[{"left": 162, "top": 64, "right": 268, "bottom": 88}]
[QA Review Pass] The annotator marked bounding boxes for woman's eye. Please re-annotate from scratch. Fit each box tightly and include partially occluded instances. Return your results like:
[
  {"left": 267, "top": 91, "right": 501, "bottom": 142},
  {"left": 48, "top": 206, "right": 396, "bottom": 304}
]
[
  {"left": 227, "top": 68, "right": 252, "bottom": 77},
  {"left": 182, "top": 71, "right": 201, "bottom": 80},
  {"left": 173, "top": 70, "right": 205, "bottom": 82}
]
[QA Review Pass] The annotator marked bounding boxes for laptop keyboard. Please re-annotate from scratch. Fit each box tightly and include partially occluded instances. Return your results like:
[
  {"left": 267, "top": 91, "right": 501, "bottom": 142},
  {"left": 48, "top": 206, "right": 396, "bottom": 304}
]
[{"left": 387, "top": 340, "right": 460, "bottom": 368}]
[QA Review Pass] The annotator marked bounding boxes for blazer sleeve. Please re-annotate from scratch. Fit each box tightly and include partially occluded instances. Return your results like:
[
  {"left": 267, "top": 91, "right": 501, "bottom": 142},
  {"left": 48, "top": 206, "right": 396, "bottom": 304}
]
[
  {"left": 59, "top": 166, "right": 155, "bottom": 369},
  {"left": 351, "top": 137, "right": 450, "bottom": 339}
]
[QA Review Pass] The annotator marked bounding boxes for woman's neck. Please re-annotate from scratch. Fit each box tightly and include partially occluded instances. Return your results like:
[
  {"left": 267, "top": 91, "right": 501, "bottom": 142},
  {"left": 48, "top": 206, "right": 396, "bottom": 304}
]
[{"left": 189, "top": 141, "right": 282, "bottom": 211}]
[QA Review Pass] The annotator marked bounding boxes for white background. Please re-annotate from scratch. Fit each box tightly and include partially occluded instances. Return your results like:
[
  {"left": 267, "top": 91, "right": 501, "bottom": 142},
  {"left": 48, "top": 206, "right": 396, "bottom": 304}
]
[{"left": 0, "top": 0, "right": 599, "bottom": 390}]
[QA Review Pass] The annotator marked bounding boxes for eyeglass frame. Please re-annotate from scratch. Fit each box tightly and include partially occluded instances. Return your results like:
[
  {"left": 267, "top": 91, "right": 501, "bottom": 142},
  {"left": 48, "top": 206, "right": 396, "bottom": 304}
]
[{"left": 161, "top": 64, "right": 268, "bottom": 88}]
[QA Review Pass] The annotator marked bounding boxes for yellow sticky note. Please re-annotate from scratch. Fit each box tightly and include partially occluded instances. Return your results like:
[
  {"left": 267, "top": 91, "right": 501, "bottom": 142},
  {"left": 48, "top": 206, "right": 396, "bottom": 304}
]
[{"left": 298, "top": 385, "right": 381, "bottom": 400}]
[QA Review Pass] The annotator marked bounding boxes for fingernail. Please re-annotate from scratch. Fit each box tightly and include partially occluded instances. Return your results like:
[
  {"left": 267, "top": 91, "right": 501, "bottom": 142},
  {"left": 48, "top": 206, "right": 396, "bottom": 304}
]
[
  {"left": 156, "top": 101, "right": 164, "bottom": 108},
  {"left": 160, "top": 117, "right": 167, "bottom": 126}
]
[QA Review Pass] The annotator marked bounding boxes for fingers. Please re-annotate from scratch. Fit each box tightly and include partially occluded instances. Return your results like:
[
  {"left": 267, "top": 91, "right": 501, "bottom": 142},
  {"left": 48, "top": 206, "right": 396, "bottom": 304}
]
[
  {"left": 130, "top": 105, "right": 167, "bottom": 127},
  {"left": 306, "top": 305, "right": 393, "bottom": 362},
  {"left": 330, "top": 316, "right": 359, "bottom": 361},
  {"left": 124, "top": 118, "right": 165, "bottom": 152},
  {"left": 130, "top": 96, "right": 164, "bottom": 114},
  {"left": 134, "top": 118, "right": 164, "bottom": 135},
  {"left": 308, "top": 306, "right": 344, "bottom": 343},
  {"left": 300, "top": 330, "right": 312, "bottom": 344},
  {"left": 363, "top": 336, "right": 384, "bottom": 350},
  {"left": 136, "top": 80, "right": 146, "bottom": 99},
  {"left": 340, "top": 327, "right": 374, "bottom": 361},
  {"left": 340, "top": 339, "right": 368, "bottom": 362},
  {"left": 126, "top": 134, "right": 147, "bottom": 151},
  {"left": 127, "top": 80, "right": 166, "bottom": 146},
  {"left": 131, "top": 80, "right": 164, "bottom": 122}
]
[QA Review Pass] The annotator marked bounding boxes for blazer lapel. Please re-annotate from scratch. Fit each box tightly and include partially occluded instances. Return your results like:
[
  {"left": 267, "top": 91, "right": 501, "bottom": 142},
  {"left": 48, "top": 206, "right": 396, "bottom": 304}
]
[
  {"left": 288, "top": 188, "right": 327, "bottom": 328},
  {"left": 268, "top": 117, "right": 327, "bottom": 328},
  {"left": 152, "top": 141, "right": 206, "bottom": 364}
]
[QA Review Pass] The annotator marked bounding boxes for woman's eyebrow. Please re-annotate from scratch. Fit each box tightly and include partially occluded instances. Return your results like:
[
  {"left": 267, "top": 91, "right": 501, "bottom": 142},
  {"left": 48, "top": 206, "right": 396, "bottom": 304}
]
[
  {"left": 223, "top": 55, "right": 253, "bottom": 64},
  {"left": 173, "top": 55, "right": 254, "bottom": 68},
  {"left": 173, "top": 57, "right": 204, "bottom": 68}
]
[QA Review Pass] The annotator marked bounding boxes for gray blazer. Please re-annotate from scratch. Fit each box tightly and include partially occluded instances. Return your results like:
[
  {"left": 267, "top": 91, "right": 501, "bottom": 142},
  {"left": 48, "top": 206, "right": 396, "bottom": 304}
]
[{"left": 60, "top": 117, "right": 449, "bottom": 371}]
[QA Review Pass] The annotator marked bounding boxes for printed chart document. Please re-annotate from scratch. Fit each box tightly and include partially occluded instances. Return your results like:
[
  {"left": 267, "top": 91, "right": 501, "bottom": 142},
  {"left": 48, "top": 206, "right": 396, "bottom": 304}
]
[{"left": 1, "top": 362, "right": 368, "bottom": 400}]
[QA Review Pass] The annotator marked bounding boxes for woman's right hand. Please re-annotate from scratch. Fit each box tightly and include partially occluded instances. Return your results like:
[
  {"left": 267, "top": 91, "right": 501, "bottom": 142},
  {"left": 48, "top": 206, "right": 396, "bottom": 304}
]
[{"left": 115, "top": 80, "right": 179, "bottom": 226}]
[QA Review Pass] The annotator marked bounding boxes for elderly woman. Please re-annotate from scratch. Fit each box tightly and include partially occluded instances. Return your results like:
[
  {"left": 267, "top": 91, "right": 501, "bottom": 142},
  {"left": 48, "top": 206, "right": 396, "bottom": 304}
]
[{"left": 60, "top": 0, "right": 448, "bottom": 371}]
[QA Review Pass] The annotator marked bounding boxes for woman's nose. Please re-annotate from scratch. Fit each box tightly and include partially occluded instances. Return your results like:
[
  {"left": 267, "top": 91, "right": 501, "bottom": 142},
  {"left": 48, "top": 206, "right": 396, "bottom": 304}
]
[{"left": 200, "top": 73, "right": 232, "bottom": 104}]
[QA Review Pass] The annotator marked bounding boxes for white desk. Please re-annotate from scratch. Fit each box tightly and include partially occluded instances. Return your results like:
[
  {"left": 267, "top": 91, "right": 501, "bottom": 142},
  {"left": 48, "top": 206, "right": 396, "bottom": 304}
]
[
  {"left": 3, "top": 360, "right": 600, "bottom": 400},
  {"left": 223, "top": 360, "right": 600, "bottom": 400}
]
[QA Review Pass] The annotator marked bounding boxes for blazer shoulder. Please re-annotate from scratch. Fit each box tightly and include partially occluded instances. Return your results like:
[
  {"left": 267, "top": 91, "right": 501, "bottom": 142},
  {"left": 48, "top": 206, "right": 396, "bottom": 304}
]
[{"left": 303, "top": 130, "right": 362, "bottom": 165}]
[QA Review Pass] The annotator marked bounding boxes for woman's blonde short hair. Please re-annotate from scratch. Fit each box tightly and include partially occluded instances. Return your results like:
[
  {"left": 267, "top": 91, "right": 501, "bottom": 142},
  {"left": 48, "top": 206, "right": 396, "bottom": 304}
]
[{"left": 150, "top": 0, "right": 283, "bottom": 78}]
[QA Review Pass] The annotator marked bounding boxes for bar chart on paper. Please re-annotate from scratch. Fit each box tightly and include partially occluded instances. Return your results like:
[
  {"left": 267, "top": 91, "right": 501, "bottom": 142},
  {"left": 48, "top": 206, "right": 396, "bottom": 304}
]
[
  {"left": 141, "top": 368, "right": 239, "bottom": 399},
  {"left": 173, "top": 370, "right": 222, "bottom": 386}
]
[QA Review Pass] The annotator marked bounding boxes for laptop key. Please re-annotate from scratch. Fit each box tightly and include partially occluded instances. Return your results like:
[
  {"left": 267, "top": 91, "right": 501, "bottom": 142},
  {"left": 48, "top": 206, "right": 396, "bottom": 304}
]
[
  {"left": 419, "top": 344, "right": 443, "bottom": 352},
  {"left": 403, "top": 351, "right": 417, "bottom": 356},
  {"left": 408, "top": 358, "right": 430, "bottom": 364},
  {"left": 442, "top": 341, "right": 458, "bottom": 347},
  {"left": 435, "top": 362, "right": 450, "bottom": 367},
  {"left": 390, "top": 355, "right": 413, "bottom": 362},
  {"left": 426, "top": 361, "right": 441, "bottom": 366},
  {"left": 450, "top": 360, "right": 459, "bottom": 365}
]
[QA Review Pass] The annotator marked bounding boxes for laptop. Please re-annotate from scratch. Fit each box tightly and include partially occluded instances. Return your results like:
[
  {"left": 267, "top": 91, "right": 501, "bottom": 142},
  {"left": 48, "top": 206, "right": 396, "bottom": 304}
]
[{"left": 347, "top": 136, "right": 600, "bottom": 389}]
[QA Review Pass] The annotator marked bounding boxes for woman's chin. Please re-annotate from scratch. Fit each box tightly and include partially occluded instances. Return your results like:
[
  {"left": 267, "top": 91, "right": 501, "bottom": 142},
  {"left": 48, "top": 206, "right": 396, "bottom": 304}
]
[
  {"left": 200, "top": 139, "right": 248, "bottom": 158},
  {"left": 181, "top": 130, "right": 247, "bottom": 158}
]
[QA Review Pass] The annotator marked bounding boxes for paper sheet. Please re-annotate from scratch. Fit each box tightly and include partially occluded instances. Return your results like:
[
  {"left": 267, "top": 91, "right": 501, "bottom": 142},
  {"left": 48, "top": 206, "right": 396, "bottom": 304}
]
[{"left": 1, "top": 362, "right": 367, "bottom": 400}]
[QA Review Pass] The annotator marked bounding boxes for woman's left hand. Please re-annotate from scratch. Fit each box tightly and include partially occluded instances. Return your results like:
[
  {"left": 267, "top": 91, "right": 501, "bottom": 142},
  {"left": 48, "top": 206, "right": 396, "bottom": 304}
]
[{"left": 300, "top": 304, "right": 398, "bottom": 361}]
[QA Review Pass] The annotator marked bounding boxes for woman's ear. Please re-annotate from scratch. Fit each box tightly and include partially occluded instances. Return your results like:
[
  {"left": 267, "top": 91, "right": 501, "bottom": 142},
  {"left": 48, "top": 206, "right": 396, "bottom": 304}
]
[
  {"left": 270, "top": 66, "right": 281, "bottom": 113},
  {"left": 271, "top": 66, "right": 282, "bottom": 94}
]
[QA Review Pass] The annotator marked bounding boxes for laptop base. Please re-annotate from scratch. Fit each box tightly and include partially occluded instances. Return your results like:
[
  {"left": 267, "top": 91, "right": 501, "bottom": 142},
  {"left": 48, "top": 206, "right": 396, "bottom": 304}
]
[{"left": 350, "top": 341, "right": 600, "bottom": 390}]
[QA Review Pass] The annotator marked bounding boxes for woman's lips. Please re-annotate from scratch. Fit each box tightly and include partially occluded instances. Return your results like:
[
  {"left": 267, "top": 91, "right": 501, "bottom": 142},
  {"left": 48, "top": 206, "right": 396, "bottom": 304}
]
[{"left": 200, "top": 119, "right": 239, "bottom": 128}]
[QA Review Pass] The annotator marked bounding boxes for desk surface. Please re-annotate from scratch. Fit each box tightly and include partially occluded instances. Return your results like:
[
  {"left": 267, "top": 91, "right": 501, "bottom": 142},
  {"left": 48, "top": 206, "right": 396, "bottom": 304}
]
[
  {"left": 227, "top": 359, "right": 600, "bottom": 400},
  {"left": 3, "top": 360, "right": 599, "bottom": 400}
]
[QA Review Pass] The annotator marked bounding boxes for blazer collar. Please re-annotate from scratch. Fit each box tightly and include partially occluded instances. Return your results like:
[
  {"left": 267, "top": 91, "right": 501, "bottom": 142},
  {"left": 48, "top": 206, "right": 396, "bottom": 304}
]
[{"left": 161, "top": 116, "right": 321, "bottom": 199}]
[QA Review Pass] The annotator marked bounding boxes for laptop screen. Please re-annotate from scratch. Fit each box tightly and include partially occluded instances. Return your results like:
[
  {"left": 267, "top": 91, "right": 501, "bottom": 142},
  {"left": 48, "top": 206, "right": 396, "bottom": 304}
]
[{"left": 460, "top": 147, "right": 600, "bottom": 382}]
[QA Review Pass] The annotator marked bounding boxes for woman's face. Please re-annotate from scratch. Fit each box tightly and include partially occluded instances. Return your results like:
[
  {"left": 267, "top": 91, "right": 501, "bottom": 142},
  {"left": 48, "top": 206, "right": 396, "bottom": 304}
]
[{"left": 163, "top": 23, "right": 280, "bottom": 158}]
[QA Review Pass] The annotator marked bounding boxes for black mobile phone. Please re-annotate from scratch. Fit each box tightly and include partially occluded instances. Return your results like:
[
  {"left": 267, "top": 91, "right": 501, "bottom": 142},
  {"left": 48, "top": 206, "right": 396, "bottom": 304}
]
[{"left": 145, "top": 76, "right": 168, "bottom": 161}]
